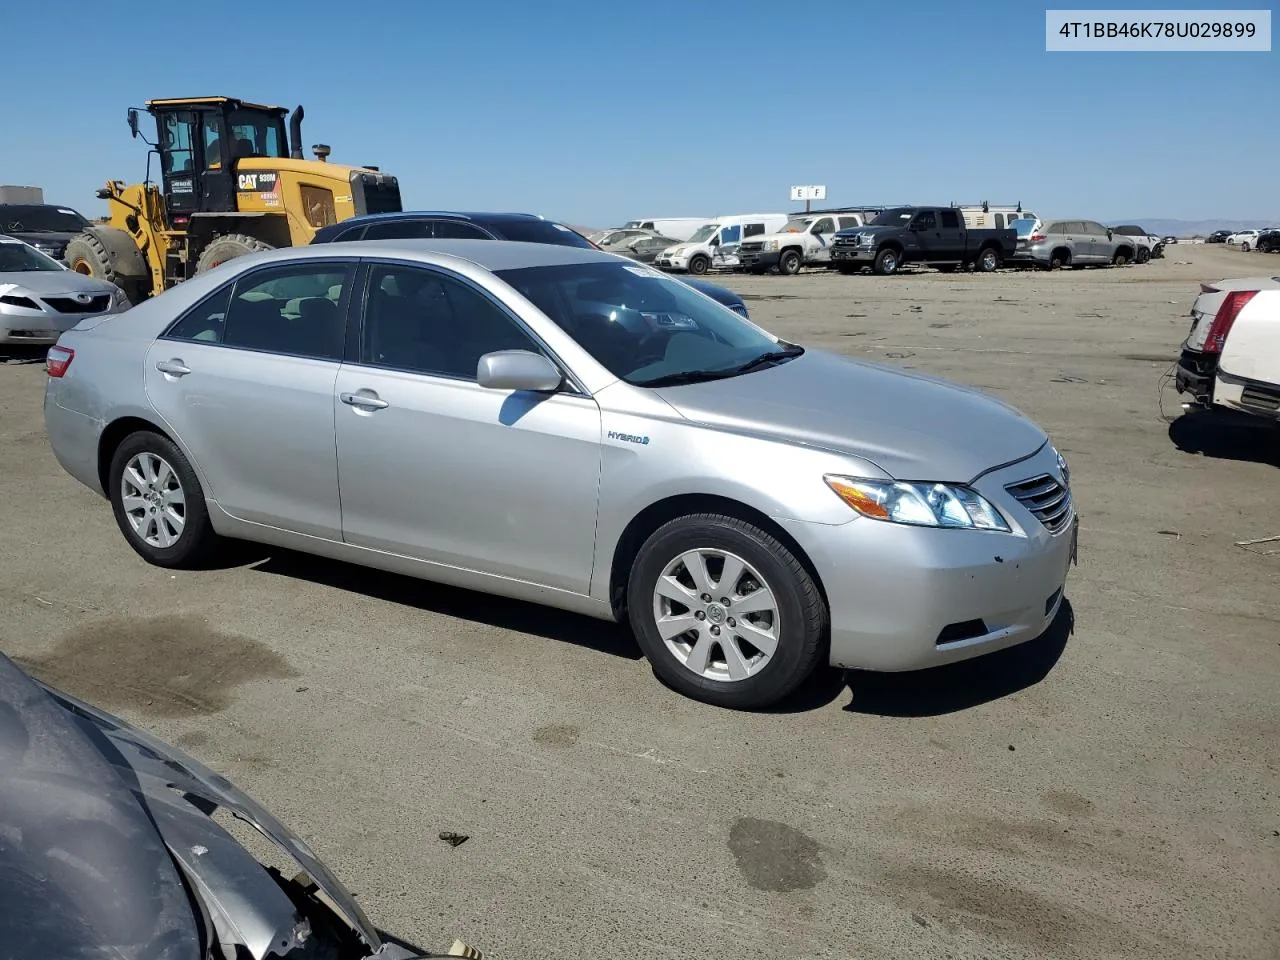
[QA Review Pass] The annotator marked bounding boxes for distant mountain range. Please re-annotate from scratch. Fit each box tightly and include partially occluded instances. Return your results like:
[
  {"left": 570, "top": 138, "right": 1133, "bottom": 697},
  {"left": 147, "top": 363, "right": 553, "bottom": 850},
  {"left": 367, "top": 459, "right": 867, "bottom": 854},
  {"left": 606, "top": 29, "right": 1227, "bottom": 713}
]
[{"left": 1107, "top": 218, "right": 1278, "bottom": 237}]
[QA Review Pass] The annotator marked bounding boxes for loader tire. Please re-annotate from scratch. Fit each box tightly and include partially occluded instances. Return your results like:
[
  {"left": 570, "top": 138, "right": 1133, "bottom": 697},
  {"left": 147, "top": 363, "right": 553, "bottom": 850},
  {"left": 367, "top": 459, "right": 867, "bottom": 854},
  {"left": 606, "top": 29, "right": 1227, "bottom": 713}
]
[
  {"left": 196, "top": 234, "right": 276, "bottom": 274},
  {"left": 64, "top": 231, "right": 148, "bottom": 305}
]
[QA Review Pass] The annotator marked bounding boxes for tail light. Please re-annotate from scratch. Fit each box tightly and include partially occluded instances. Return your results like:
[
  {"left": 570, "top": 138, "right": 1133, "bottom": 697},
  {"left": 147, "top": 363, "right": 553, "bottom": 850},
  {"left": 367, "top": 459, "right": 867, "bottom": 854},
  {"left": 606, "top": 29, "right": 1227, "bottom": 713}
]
[
  {"left": 1029, "top": 233, "right": 1046, "bottom": 242},
  {"left": 1203, "top": 290, "right": 1257, "bottom": 355},
  {"left": 46, "top": 345, "right": 74, "bottom": 377}
]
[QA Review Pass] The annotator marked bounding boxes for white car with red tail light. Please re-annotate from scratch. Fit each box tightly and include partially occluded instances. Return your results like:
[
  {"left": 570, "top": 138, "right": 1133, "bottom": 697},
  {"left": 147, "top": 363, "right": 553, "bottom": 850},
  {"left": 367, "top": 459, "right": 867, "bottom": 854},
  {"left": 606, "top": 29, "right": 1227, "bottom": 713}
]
[{"left": 1176, "top": 274, "right": 1280, "bottom": 421}]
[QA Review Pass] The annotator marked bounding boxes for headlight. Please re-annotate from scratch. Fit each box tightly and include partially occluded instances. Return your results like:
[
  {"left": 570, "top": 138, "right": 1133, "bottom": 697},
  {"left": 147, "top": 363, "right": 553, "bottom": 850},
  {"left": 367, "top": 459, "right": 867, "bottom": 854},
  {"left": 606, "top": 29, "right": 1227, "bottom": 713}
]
[
  {"left": 762, "top": 239, "right": 778, "bottom": 252},
  {"left": 1053, "top": 446, "right": 1070, "bottom": 487},
  {"left": 111, "top": 285, "right": 130, "bottom": 308},
  {"left": 824, "top": 475, "right": 1011, "bottom": 531}
]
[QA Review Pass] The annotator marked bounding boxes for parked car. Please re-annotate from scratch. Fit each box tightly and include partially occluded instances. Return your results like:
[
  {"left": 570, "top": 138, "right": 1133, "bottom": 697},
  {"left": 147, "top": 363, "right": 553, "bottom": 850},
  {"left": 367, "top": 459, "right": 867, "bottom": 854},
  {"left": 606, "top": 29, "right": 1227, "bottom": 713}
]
[
  {"left": 310, "top": 210, "right": 751, "bottom": 317},
  {"left": 654, "top": 214, "right": 791, "bottom": 274},
  {"left": 1206, "top": 230, "right": 1232, "bottom": 244},
  {"left": 1257, "top": 229, "right": 1280, "bottom": 254},
  {"left": 1162, "top": 236, "right": 1179, "bottom": 246},
  {"left": 44, "top": 241, "right": 1076, "bottom": 709},
  {"left": 1, "top": 235, "right": 128, "bottom": 347},
  {"left": 615, "top": 233, "right": 680, "bottom": 264},
  {"left": 0, "top": 649, "right": 465, "bottom": 960},
  {"left": 829, "top": 206, "right": 1018, "bottom": 275},
  {"left": 1111, "top": 224, "right": 1163, "bottom": 262},
  {"left": 594, "top": 228, "right": 658, "bottom": 249},
  {"left": 1227, "top": 229, "right": 1261, "bottom": 251},
  {"left": 1020, "top": 219, "right": 1136, "bottom": 270},
  {"left": 620, "top": 217, "right": 709, "bottom": 242},
  {"left": 1175, "top": 274, "right": 1280, "bottom": 408},
  {"left": 0, "top": 202, "right": 92, "bottom": 263},
  {"left": 738, "top": 212, "right": 869, "bottom": 275}
]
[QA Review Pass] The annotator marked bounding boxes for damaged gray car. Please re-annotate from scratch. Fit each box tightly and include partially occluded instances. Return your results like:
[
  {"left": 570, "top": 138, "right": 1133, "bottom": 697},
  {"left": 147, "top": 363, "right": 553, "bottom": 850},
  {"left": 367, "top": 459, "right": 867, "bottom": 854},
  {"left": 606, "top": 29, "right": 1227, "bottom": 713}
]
[{"left": 0, "top": 651, "right": 482, "bottom": 960}]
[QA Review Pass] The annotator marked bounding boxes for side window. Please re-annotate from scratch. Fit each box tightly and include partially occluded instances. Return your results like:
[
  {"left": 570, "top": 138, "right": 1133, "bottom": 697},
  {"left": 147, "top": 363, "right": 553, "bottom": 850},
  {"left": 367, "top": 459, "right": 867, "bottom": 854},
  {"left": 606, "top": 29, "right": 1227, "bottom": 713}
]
[
  {"left": 433, "top": 220, "right": 491, "bottom": 240},
  {"left": 720, "top": 225, "right": 742, "bottom": 245},
  {"left": 994, "top": 214, "right": 1005, "bottom": 228},
  {"left": 360, "top": 264, "right": 540, "bottom": 380},
  {"left": 742, "top": 223, "right": 766, "bottom": 238},
  {"left": 164, "top": 285, "right": 233, "bottom": 343},
  {"left": 161, "top": 113, "right": 196, "bottom": 175},
  {"left": 365, "top": 220, "right": 432, "bottom": 240},
  {"left": 202, "top": 114, "right": 225, "bottom": 170},
  {"left": 939, "top": 210, "right": 961, "bottom": 230},
  {"left": 912, "top": 211, "right": 937, "bottom": 230},
  {"left": 186, "top": 263, "right": 352, "bottom": 360},
  {"left": 810, "top": 218, "right": 834, "bottom": 234}
]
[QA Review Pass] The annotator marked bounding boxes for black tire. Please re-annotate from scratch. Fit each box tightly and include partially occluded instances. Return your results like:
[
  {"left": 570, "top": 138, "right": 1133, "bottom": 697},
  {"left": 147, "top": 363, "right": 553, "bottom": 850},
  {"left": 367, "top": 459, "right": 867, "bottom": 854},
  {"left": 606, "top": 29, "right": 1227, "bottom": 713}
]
[
  {"left": 976, "top": 247, "right": 1001, "bottom": 272},
  {"left": 873, "top": 247, "right": 901, "bottom": 276},
  {"left": 934, "top": 263, "right": 958, "bottom": 274},
  {"left": 778, "top": 249, "right": 802, "bottom": 276},
  {"left": 63, "top": 232, "right": 142, "bottom": 303},
  {"left": 195, "top": 233, "right": 276, "bottom": 274},
  {"left": 1047, "top": 250, "right": 1070, "bottom": 270},
  {"left": 1112, "top": 249, "right": 1129, "bottom": 266},
  {"left": 626, "top": 513, "right": 828, "bottom": 709},
  {"left": 686, "top": 254, "right": 711, "bottom": 276},
  {"left": 1259, "top": 240, "right": 1273, "bottom": 254},
  {"left": 1241, "top": 242, "right": 1251, "bottom": 253},
  {"left": 108, "top": 431, "right": 219, "bottom": 569}
]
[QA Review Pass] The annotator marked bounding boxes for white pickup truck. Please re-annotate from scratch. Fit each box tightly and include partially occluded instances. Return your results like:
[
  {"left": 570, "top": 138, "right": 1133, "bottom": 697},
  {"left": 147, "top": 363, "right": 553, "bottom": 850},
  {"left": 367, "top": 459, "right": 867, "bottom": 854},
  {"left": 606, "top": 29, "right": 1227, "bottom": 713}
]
[
  {"left": 1176, "top": 276, "right": 1280, "bottom": 422},
  {"left": 737, "top": 212, "right": 870, "bottom": 275}
]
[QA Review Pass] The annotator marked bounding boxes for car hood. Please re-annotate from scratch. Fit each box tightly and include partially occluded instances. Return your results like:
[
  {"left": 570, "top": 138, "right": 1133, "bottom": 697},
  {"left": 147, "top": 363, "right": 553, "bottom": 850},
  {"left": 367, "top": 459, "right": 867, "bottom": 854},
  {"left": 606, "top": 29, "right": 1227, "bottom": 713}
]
[
  {"left": 652, "top": 349, "right": 1047, "bottom": 482},
  {"left": 0, "top": 268, "right": 119, "bottom": 296},
  {"left": 0, "top": 652, "right": 400, "bottom": 960},
  {"left": 4, "top": 229, "right": 78, "bottom": 249}
]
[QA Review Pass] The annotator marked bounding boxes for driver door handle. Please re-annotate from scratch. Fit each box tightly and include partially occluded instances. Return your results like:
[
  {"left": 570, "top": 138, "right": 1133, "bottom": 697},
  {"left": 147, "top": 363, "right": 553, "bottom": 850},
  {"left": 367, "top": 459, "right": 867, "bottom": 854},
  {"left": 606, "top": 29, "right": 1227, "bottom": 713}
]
[
  {"left": 341, "top": 391, "right": 389, "bottom": 410},
  {"left": 156, "top": 359, "right": 191, "bottom": 377}
]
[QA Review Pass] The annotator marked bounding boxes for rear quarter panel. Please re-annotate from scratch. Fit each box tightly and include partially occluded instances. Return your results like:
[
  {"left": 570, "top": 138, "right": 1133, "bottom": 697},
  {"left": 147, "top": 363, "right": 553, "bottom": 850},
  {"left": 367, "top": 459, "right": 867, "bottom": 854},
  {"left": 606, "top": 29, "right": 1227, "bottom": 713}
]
[{"left": 1219, "top": 290, "right": 1280, "bottom": 385}]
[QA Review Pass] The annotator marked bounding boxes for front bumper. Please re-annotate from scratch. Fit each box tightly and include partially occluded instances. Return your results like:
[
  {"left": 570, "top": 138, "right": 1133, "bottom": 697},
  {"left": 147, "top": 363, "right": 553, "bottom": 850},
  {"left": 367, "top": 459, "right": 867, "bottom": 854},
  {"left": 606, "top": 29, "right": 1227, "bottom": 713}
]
[
  {"left": 779, "top": 444, "right": 1076, "bottom": 672},
  {"left": 1, "top": 306, "right": 115, "bottom": 346},
  {"left": 739, "top": 249, "right": 781, "bottom": 270},
  {"left": 831, "top": 246, "right": 875, "bottom": 263},
  {"left": 655, "top": 255, "right": 688, "bottom": 271}
]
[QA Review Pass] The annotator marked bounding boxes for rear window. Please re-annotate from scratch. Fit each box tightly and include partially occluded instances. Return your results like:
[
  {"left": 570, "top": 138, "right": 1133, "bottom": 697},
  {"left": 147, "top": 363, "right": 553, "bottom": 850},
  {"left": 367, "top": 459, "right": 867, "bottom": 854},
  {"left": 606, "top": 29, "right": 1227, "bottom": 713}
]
[
  {"left": 1013, "top": 220, "right": 1038, "bottom": 238},
  {"left": 496, "top": 219, "right": 594, "bottom": 248}
]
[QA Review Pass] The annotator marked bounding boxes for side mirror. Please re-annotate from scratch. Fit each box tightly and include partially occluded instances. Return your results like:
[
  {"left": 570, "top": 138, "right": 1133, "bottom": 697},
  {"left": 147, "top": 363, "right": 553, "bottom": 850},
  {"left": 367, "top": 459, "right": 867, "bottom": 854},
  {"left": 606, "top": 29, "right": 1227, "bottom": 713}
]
[
  {"left": 128, "top": 109, "right": 140, "bottom": 139},
  {"left": 477, "top": 350, "right": 562, "bottom": 392},
  {"left": 1107, "top": 230, "right": 1113, "bottom": 240}
]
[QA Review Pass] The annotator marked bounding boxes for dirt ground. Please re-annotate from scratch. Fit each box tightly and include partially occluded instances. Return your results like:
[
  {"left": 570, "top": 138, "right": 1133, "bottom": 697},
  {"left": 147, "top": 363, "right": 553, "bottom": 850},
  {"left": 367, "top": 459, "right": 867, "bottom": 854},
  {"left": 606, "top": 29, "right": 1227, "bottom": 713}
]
[{"left": 2, "top": 243, "right": 1277, "bottom": 960}]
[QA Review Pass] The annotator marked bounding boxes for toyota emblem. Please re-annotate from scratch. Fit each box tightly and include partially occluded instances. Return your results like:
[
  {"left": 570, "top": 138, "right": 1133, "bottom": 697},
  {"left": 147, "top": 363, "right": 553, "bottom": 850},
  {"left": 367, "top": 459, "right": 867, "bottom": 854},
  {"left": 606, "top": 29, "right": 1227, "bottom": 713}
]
[{"left": 74, "top": 293, "right": 92, "bottom": 304}]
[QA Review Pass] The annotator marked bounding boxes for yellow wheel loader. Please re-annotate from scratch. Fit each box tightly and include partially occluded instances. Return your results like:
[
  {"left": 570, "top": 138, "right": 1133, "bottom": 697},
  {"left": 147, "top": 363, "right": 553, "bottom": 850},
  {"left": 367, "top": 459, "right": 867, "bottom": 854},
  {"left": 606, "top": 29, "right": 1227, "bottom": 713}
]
[{"left": 64, "top": 97, "right": 402, "bottom": 302}]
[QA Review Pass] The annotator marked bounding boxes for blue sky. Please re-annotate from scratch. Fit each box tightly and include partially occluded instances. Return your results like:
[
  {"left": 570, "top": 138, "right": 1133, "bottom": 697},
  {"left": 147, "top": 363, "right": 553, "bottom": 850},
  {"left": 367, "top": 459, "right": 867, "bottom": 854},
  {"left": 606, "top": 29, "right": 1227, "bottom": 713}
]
[{"left": 5, "top": 1, "right": 1276, "bottom": 226}]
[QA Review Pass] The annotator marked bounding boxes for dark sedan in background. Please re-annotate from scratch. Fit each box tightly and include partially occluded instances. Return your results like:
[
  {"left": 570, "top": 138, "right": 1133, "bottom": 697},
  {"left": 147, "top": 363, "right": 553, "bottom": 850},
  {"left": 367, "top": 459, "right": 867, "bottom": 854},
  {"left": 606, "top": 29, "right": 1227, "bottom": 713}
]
[{"left": 0, "top": 202, "right": 93, "bottom": 263}]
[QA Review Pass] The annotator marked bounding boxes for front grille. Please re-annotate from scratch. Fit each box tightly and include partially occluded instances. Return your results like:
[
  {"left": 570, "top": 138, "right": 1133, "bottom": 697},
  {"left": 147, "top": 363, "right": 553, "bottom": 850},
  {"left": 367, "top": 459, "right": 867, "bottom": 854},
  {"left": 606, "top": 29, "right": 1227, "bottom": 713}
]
[
  {"left": 740, "top": 242, "right": 763, "bottom": 253},
  {"left": 1241, "top": 385, "right": 1280, "bottom": 413},
  {"left": 1005, "top": 473, "right": 1073, "bottom": 534},
  {"left": 42, "top": 295, "right": 110, "bottom": 314}
]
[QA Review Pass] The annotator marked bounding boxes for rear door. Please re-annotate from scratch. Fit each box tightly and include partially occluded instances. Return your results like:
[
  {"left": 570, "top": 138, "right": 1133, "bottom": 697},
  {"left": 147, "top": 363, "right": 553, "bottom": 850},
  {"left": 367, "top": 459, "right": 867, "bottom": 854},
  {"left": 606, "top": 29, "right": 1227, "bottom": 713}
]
[
  {"left": 936, "top": 209, "right": 965, "bottom": 258},
  {"left": 144, "top": 259, "right": 355, "bottom": 540}
]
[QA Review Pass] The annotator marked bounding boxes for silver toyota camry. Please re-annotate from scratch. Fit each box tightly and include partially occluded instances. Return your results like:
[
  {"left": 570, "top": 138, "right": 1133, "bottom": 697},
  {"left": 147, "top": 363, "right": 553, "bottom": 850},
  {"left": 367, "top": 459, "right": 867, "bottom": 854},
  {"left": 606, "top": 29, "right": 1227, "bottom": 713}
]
[
  {"left": 44, "top": 240, "right": 1077, "bottom": 709},
  {"left": 1, "top": 235, "right": 127, "bottom": 346}
]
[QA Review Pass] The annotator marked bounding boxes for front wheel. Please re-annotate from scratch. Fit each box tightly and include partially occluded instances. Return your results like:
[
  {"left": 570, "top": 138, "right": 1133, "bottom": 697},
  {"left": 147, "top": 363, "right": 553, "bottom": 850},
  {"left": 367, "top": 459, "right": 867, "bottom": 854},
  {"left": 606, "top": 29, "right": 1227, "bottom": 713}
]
[
  {"left": 108, "top": 431, "right": 220, "bottom": 568},
  {"left": 873, "top": 247, "right": 901, "bottom": 276},
  {"left": 1136, "top": 246, "right": 1150, "bottom": 264},
  {"left": 1241, "top": 242, "right": 1251, "bottom": 253},
  {"left": 686, "top": 254, "right": 711, "bottom": 275},
  {"left": 778, "top": 250, "right": 802, "bottom": 275},
  {"left": 627, "top": 514, "right": 828, "bottom": 709}
]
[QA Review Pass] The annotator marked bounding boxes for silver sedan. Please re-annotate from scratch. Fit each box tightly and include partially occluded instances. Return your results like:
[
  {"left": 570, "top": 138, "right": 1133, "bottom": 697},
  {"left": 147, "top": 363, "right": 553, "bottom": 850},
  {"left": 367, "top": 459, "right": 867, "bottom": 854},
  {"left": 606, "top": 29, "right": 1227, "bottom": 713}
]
[
  {"left": 44, "top": 240, "right": 1076, "bottom": 708},
  {"left": 1, "top": 235, "right": 127, "bottom": 346}
]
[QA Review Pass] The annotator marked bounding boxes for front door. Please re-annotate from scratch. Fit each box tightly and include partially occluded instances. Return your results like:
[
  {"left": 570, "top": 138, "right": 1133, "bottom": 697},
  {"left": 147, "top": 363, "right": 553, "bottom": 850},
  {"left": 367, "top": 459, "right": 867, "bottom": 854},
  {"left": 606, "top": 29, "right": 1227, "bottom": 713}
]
[
  {"left": 808, "top": 217, "right": 836, "bottom": 262},
  {"left": 935, "top": 209, "right": 965, "bottom": 258},
  {"left": 909, "top": 209, "right": 938, "bottom": 257},
  {"left": 713, "top": 224, "right": 743, "bottom": 267},
  {"left": 144, "top": 260, "right": 355, "bottom": 540},
  {"left": 333, "top": 261, "right": 602, "bottom": 593}
]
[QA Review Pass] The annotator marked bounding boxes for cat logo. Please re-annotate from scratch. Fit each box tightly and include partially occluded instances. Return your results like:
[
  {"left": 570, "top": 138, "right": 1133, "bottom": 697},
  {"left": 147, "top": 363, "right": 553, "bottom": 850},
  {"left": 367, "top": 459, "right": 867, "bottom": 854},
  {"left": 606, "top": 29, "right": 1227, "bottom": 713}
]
[{"left": 236, "top": 171, "right": 279, "bottom": 192}]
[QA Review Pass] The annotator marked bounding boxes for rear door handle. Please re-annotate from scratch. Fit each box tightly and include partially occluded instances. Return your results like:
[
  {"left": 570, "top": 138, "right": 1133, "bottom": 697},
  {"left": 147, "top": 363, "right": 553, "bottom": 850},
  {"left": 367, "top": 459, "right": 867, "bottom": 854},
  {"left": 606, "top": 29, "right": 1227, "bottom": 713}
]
[
  {"left": 156, "top": 359, "right": 191, "bottom": 377},
  {"left": 340, "top": 391, "right": 389, "bottom": 410}
]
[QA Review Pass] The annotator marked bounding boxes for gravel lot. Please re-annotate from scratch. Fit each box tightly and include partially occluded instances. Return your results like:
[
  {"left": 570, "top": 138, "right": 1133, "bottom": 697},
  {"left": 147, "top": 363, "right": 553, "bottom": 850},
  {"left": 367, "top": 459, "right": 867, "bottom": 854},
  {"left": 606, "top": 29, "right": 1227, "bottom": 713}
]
[{"left": 2, "top": 243, "right": 1277, "bottom": 960}]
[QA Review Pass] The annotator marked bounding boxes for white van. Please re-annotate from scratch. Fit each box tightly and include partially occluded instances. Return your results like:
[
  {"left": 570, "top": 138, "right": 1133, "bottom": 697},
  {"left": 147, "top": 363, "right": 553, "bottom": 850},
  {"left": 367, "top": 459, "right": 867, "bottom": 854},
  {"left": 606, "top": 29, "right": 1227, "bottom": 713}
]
[
  {"left": 621, "top": 218, "right": 708, "bottom": 242},
  {"left": 654, "top": 213, "right": 791, "bottom": 274},
  {"left": 959, "top": 205, "right": 1037, "bottom": 230}
]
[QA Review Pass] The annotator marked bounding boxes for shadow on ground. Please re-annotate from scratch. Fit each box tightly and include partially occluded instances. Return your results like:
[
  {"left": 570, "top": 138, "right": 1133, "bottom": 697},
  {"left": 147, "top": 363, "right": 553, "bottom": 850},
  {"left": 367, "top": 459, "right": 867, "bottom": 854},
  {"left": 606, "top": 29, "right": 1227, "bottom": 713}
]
[
  {"left": 1169, "top": 410, "right": 1280, "bottom": 468},
  {"left": 841, "top": 600, "right": 1074, "bottom": 717},
  {"left": 249, "top": 548, "right": 643, "bottom": 660}
]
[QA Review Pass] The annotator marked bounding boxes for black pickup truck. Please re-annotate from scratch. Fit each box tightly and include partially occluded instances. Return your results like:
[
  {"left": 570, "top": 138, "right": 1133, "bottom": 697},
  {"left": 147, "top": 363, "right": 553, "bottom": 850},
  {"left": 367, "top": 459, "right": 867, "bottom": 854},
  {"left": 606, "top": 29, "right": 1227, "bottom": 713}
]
[{"left": 829, "top": 206, "right": 1018, "bottom": 275}]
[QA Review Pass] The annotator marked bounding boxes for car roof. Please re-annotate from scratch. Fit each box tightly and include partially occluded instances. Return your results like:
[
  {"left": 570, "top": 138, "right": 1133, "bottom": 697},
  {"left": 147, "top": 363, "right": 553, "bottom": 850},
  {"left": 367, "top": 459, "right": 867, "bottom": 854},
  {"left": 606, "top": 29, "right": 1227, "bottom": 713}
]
[
  {"left": 284, "top": 238, "right": 621, "bottom": 271},
  {"left": 335, "top": 210, "right": 545, "bottom": 226}
]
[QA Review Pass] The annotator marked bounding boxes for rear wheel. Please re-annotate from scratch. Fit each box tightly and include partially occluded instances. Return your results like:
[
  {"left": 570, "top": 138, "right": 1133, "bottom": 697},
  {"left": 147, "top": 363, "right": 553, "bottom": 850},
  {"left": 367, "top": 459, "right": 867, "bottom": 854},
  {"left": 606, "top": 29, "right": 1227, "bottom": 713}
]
[
  {"left": 873, "top": 247, "right": 901, "bottom": 276},
  {"left": 977, "top": 247, "right": 1001, "bottom": 272},
  {"left": 108, "top": 431, "right": 219, "bottom": 568},
  {"left": 1241, "top": 241, "right": 1252, "bottom": 253},
  {"left": 778, "top": 250, "right": 802, "bottom": 275},
  {"left": 627, "top": 514, "right": 828, "bottom": 709},
  {"left": 1112, "top": 250, "right": 1129, "bottom": 266},
  {"left": 195, "top": 233, "right": 276, "bottom": 274},
  {"left": 1046, "top": 250, "right": 1070, "bottom": 271},
  {"left": 1259, "top": 240, "right": 1273, "bottom": 254}
]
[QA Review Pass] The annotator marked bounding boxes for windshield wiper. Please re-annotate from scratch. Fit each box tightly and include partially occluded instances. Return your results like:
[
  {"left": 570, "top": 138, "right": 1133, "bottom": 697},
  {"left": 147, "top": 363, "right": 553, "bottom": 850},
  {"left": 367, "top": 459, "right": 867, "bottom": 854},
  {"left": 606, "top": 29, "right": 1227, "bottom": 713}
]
[
  {"left": 634, "top": 368, "right": 742, "bottom": 387},
  {"left": 729, "top": 345, "right": 805, "bottom": 374}
]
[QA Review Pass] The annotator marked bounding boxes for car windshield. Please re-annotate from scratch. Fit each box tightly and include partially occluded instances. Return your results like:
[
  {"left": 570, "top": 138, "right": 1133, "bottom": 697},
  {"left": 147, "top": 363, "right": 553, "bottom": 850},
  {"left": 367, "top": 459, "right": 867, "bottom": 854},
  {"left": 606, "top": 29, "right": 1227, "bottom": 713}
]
[
  {"left": 686, "top": 224, "right": 719, "bottom": 243},
  {"left": 0, "top": 205, "right": 89, "bottom": 233},
  {"left": 494, "top": 261, "right": 794, "bottom": 386},
  {"left": 496, "top": 220, "right": 595, "bottom": 248},
  {"left": 869, "top": 208, "right": 915, "bottom": 226},
  {"left": 780, "top": 219, "right": 814, "bottom": 233},
  {"left": 1013, "top": 220, "right": 1039, "bottom": 238},
  {"left": 0, "top": 241, "right": 66, "bottom": 272}
]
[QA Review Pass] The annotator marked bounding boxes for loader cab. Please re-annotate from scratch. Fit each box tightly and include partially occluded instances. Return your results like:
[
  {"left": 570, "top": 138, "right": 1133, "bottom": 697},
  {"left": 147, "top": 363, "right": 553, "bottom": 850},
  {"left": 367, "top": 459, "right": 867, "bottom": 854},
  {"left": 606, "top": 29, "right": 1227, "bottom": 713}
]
[{"left": 139, "top": 97, "right": 289, "bottom": 226}]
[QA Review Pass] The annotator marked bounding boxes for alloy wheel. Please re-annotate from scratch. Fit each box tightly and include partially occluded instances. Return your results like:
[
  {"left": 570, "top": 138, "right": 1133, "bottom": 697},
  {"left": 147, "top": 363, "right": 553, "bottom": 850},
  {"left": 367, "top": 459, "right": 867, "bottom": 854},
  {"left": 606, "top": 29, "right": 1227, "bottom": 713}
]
[{"left": 121, "top": 452, "right": 186, "bottom": 548}]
